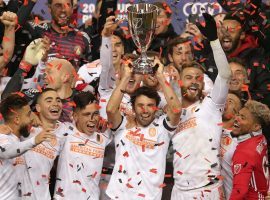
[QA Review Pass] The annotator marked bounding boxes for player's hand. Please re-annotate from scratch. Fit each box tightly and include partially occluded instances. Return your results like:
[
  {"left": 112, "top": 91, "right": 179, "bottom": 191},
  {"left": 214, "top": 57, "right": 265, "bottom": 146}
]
[
  {"left": 153, "top": 57, "right": 165, "bottom": 79},
  {"left": 31, "top": 113, "right": 42, "bottom": 127},
  {"left": 102, "top": 16, "right": 123, "bottom": 37},
  {"left": 35, "top": 129, "right": 55, "bottom": 145},
  {"left": 95, "top": 116, "right": 108, "bottom": 133},
  {"left": 182, "top": 23, "right": 204, "bottom": 42},
  {"left": 23, "top": 38, "right": 49, "bottom": 66},
  {"left": 0, "top": 11, "right": 17, "bottom": 28},
  {"left": 122, "top": 59, "right": 133, "bottom": 79},
  {"left": 0, "top": 124, "right": 12, "bottom": 134},
  {"left": 196, "top": 13, "right": 217, "bottom": 41},
  {"left": 41, "top": 36, "right": 51, "bottom": 62}
]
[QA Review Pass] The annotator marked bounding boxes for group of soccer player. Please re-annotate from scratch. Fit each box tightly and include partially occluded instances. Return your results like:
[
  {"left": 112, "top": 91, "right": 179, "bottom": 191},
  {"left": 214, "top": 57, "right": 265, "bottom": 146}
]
[{"left": 0, "top": 4, "right": 270, "bottom": 200}]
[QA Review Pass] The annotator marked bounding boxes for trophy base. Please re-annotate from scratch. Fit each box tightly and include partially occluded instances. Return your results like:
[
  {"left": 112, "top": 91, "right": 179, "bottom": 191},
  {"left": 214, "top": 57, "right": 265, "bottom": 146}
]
[{"left": 133, "top": 58, "right": 154, "bottom": 74}]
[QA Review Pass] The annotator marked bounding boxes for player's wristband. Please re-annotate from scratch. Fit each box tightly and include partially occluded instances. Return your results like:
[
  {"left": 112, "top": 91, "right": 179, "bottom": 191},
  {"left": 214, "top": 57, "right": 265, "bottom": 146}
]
[{"left": 19, "top": 60, "right": 32, "bottom": 73}]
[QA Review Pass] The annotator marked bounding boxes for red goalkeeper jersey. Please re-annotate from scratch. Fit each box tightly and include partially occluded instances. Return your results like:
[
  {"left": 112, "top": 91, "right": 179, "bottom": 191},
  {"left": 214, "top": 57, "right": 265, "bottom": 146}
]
[{"left": 230, "top": 133, "right": 269, "bottom": 200}]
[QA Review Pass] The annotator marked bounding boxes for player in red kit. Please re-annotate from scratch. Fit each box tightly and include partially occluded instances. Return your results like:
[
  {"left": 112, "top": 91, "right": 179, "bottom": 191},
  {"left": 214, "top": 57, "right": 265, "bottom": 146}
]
[{"left": 230, "top": 100, "right": 270, "bottom": 200}]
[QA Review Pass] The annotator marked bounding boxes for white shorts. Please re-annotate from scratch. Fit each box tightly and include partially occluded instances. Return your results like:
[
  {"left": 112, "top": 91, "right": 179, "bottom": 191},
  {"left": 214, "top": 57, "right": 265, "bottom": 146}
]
[{"left": 171, "top": 182, "right": 225, "bottom": 200}]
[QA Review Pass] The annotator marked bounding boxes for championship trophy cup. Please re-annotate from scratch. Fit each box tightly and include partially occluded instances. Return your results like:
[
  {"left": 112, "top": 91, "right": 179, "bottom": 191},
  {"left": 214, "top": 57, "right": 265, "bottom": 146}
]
[{"left": 127, "top": 3, "right": 158, "bottom": 74}]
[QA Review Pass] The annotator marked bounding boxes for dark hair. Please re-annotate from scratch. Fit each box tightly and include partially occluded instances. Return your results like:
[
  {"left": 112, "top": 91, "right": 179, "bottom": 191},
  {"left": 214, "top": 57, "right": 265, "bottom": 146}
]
[
  {"left": 228, "top": 57, "right": 246, "bottom": 67},
  {"left": 153, "top": 2, "right": 172, "bottom": 18},
  {"left": 228, "top": 91, "right": 244, "bottom": 108},
  {"left": 130, "top": 86, "right": 161, "bottom": 108},
  {"left": 48, "top": 0, "right": 73, "bottom": 5},
  {"left": 35, "top": 88, "right": 57, "bottom": 104},
  {"left": 228, "top": 57, "right": 248, "bottom": 79},
  {"left": 167, "top": 37, "right": 194, "bottom": 57},
  {"left": 0, "top": 94, "right": 28, "bottom": 122},
  {"left": 224, "top": 11, "right": 244, "bottom": 27},
  {"left": 73, "top": 92, "right": 97, "bottom": 111},
  {"left": 181, "top": 61, "right": 206, "bottom": 73}
]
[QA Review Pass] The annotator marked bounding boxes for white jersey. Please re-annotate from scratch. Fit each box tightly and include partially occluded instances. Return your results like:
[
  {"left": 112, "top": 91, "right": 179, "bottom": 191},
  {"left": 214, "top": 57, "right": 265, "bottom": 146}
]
[
  {"left": 172, "top": 98, "right": 224, "bottom": 190},
  {"left": 171, "top": 39, "right": 230, "bottom": 194},
  {"left": 0, "top": 133, "right": 36, "bottom": 200},
  {"left": 106, "top": 115, "right": 175, "bottom": 200},
  {"left": 20, "top": 122, "right": 75, "bottom": 200},
  {"left": 220, "top": 128, "right": 238, "bottom": 199},
  {"left": 53, "top": 128, "right": 111, "bottom": 200},
  {"left": 77, "top": 59, "right": 102, "bottom": 85}
]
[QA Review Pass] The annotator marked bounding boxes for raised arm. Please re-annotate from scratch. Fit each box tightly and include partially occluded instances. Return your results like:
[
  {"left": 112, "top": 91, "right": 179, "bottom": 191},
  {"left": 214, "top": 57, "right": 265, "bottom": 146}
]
[
  {"left": 99, "top": 16, "right": 122, "bottom": 91},
  {"left": 0, "top": 11, "right": 17, "bottom": 70},
  {"left": 155, "top": 59, "right": 182, "bottom": 126},
  {"left": 1, "top": 38, "right": 48, "bottom": 99},
  {"left": 106, "top": 61, "right": 132, "bottom": 129},
  {"left": 0, "top": 128, "right": 56, "bottom": 159},
  {"left": 197, "top": 13, "right": 231, "bottom": 105}
]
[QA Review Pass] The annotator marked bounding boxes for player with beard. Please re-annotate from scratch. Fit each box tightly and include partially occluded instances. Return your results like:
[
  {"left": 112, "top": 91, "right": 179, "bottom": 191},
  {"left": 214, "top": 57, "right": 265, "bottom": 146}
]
[
  {"left": 229, "top": 100, "right": 270, "bottom": 199},
  {"left": 106, "top": 58, "right": 181, "bottom": 199},
  {"left": 25, "top": 0, "right": 92, "bottom": 69},
  {"left": 171, "top": 13, "right": 231, "bottom": 199},
  {"left": 0, "top": 94, "right": 54, "bottom": 200},
  {"left": 220, "top": 92, "right": 243, "bottom": 199},
  {"left": 166, "top": 37, "right": 213, "bottom": 95},
  {"left": 16, "top": 88, "right": 75, "bottom": 199},
  {"left": 54, "top": 92, "right": 111, "bottom": 199}
]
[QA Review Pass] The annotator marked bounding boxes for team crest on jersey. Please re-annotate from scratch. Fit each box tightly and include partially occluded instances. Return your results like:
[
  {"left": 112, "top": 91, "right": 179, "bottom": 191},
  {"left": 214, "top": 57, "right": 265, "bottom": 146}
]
[
  {"left": 149, "top": 128, "right": 157, "bottom": 137},
  {"left": 221, "top": 135, "right": 232, "bottom": 146},
  {"left": 256, "top": 142, "right": 264, "bottom": 154},
  {"left": 74, "top": 45, "right": 82, "bottom": 56},
  {"left": 50, "top": 137, "right": 57, "bottom": 147},
  {"left": 233, "top": 164, "right": 242, "bottom": 174}
]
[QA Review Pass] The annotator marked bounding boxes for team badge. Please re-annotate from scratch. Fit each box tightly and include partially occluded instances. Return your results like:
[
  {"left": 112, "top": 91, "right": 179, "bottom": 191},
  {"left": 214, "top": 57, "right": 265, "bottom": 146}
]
[
  {"left": 74, "top": 45, "right": 82, "bottom": 56},
  {"left": 221, "top": 135, "right": 232, "bottom": 146},
  {"left": 233, "top": 164, "right": 242, "bottom": 174},
  {"left": 50, "top": 138, "right": 57, "bottom": 147},
  {"left": 149, "top": 128, "right": 156, "bottom": 137}
]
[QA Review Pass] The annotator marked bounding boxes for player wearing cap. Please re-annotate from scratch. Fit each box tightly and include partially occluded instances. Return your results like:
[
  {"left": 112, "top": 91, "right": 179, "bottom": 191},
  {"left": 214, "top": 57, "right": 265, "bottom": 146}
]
[
  {"left": 105, "top": 58, "right": 181, "bottom": 199},
  {"left": 53, "top": 92, "right": 110, "bottom": 200},
  {"left": 230, "top": 100, "right": 270, "bottom": 199},
  {"left": 171, "top": 13, "right": 231, "bottom": 199},
  {"left": 0, "top": 94, "right": 54, "bottom": 200}
]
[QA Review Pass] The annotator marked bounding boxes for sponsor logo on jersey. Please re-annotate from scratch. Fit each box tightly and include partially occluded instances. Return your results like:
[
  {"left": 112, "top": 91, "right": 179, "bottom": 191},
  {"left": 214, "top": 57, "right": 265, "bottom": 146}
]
[
  {"left": 233, "top": 164, "right": 242, "bottom": 175},
  {"left": 32, "top": 144, "right": 56, "bottom": 159},
  {"left": 70, "top": 142, "right": 105, "bottom": 158},
  {"left": 176, "top": 117, "right": 197, "bottom": 133},
  {"left": 126, "top": 131, "right": 156, "bottom": 149},
  {"left": 13, "top": 156, "right": 25, "bottom": 166}
]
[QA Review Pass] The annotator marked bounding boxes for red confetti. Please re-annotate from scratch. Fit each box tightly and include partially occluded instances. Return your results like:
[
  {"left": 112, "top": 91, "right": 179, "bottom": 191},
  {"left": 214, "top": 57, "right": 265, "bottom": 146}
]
[
  {"left": 177, "top": 171, "right": 183, "bottom": 175},
  {"left": 126, "top": 183, "right": 134, "bottom": 188},
  {"left": 159, "top": 183, "right": 166, "bottom": 188},
  {"left": 150, "top": 168, "right": 157, "bottom": 174},
  {"left": 123, "top": 151, "right": 129, "bottom": 157},
  {"left": 138, "top": 193, "right": 145, "bottom": 198}
]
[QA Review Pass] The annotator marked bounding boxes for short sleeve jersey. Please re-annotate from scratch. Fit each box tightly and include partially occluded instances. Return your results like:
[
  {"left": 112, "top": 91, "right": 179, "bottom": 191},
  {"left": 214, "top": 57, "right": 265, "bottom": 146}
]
[
  {"left": 54, "top": 128, "right": 111, "bottom": 200},
  {"left": 106, "top": 115, "right": 175, "bottom": 200}
]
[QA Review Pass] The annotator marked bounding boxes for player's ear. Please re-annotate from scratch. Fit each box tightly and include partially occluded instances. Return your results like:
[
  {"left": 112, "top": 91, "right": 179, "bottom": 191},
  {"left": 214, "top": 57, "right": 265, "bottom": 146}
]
[
  {"left": 252, "top": 122, "right": 261, "bottom": 132},
  {"left": 36, "top": 104, "right": 41, "bottom": 113},
  {"left": 73, "top": 111, "right": 78, "bottom": 123}
]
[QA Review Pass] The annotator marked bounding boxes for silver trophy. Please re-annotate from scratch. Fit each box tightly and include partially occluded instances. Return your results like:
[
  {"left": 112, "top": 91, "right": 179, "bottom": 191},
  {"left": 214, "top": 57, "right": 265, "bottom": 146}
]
[{"left": 127, "top": 3, "right": 158, "bottom": 74}]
